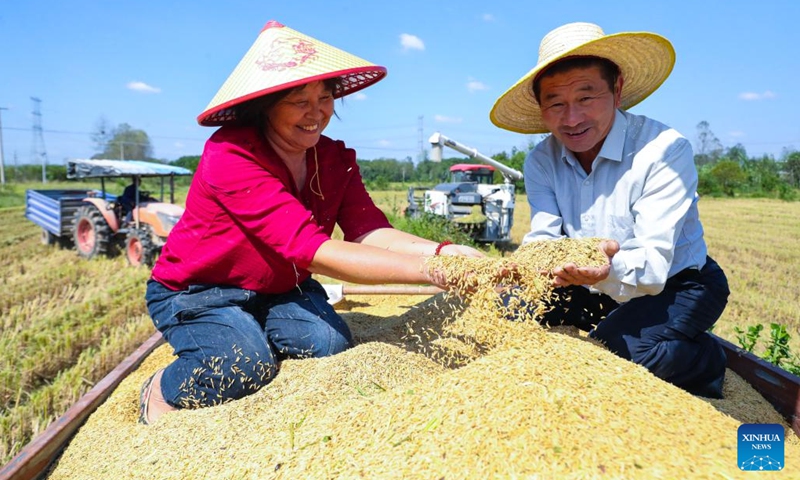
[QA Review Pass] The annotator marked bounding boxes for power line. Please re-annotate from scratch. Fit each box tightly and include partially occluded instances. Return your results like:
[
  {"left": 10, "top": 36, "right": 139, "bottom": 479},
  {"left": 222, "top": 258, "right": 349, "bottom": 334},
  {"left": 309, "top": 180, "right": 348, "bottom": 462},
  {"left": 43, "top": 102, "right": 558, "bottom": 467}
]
[{"left": 2, "top": 125, "right": 206, "bottom": 143}]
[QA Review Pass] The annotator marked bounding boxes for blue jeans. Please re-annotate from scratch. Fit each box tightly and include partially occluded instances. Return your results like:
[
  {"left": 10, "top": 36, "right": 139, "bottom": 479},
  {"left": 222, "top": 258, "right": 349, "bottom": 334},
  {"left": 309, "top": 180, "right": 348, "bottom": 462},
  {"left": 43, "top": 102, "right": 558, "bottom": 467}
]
[
  {"left": 145, "top": 278, "right": 352, "bottom": 409},
  {"left": 505, "top": 256, "right": 730, "bottom": 398}
]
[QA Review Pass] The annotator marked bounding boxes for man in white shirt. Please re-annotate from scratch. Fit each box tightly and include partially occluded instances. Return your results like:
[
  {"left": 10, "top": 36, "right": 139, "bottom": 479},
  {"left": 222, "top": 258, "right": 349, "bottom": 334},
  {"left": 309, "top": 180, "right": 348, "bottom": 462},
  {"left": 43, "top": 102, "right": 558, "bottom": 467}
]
[{"left": 490, "top": 22, "right": 729, "bottom": 398}]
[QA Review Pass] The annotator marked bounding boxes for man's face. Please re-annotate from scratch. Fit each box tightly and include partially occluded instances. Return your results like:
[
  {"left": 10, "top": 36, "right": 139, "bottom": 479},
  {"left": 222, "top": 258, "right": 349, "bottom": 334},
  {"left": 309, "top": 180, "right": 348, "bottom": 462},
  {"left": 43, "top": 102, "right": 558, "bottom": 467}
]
[{"left": 538, "top": 65, "right": 622, "bottom": 163}]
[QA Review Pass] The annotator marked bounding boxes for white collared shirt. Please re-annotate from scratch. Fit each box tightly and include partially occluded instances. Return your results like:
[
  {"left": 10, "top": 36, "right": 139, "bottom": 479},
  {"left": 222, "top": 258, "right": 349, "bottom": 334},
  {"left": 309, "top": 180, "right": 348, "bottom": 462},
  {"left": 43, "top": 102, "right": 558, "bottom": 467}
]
[{"left": 523, "top": 109, "right": 708, "bottom": 303}]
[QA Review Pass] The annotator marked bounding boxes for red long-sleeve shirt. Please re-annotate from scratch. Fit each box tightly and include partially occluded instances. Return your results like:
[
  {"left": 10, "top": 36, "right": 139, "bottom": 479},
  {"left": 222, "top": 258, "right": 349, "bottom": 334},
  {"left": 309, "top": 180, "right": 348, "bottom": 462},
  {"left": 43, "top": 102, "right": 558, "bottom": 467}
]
[{"left": 152, "top": 126, "right": 391, "bottom": 294}]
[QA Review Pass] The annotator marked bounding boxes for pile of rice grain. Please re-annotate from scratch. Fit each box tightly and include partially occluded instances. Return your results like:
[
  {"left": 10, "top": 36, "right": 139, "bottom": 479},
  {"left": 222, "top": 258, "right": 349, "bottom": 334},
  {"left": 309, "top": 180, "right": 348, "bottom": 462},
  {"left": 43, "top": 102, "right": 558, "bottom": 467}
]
[
  {"left": 426, "top": 237, "right": 609, "bottom": 320},
  {"left": 45, "top": 238, "right": 799, "bottom": 479}
]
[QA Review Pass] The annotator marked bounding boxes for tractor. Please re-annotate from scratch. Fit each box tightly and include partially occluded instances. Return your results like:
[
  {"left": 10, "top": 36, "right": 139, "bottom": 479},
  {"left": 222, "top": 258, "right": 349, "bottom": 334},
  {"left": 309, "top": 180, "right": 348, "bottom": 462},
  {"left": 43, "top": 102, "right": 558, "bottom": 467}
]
[{"left": 25, "top": 158, "right": 192, "bottom": 267}]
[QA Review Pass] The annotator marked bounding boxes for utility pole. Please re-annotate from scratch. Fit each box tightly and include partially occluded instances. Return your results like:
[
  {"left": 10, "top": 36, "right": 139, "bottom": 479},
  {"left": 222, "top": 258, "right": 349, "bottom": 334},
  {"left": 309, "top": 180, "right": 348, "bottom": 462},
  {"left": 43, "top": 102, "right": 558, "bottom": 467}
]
[
  {"left": 30, "top": 97, "right": 49, "bottom": 183},
  {"left": 0, "top": 107, "right": 7, "bottom": 185}
]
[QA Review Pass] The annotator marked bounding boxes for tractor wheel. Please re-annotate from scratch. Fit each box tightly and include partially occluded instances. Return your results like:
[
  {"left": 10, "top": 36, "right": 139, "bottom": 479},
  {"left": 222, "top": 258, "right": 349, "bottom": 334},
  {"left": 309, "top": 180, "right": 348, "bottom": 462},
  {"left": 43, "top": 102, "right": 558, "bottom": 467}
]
[
  {"left": 41, "top": 228, "right": 58, "bottom": 246},
  {"left": 125, "top": 228, "right": 156, "bottom": 267},
  {"left": 41, "top": 228, "right": 72, "bottom": 249},
  {"left": 72, "top": 205, "right": 112, "bottom": 259}
]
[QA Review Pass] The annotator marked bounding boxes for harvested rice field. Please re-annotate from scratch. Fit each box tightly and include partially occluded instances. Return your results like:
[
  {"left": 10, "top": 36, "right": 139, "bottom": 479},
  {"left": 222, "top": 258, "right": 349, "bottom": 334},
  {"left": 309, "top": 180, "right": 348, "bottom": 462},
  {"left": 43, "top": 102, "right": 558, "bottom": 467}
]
[{"left": 47, "top": 287, "right": 799, "bottom": 479}]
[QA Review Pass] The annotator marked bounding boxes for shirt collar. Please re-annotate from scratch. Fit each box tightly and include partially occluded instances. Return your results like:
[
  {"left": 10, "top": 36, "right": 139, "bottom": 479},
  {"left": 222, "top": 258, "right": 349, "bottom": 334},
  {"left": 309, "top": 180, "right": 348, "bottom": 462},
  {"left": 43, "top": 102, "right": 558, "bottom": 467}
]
[{"left": 558, "top": 109, "right": 627, "bottom": 164}]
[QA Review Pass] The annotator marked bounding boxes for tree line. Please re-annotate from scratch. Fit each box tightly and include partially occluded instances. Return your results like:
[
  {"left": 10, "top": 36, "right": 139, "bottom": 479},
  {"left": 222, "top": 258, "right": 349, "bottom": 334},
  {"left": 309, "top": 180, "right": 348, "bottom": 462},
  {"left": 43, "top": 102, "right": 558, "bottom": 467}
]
[
  {"left": 3, "top": 120, "right": 799, "bottom": 200},
  {"left": 694, "top": 121, "right": 799, "bottom": 199}
]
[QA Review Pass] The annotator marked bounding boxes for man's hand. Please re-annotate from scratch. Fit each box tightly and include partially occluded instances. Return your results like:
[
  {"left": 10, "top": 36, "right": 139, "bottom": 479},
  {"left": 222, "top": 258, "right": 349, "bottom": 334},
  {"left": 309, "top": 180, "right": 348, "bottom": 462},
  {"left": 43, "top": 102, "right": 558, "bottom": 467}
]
[{"left": 550, "top": 240, "right": 619, "bottom": 287}]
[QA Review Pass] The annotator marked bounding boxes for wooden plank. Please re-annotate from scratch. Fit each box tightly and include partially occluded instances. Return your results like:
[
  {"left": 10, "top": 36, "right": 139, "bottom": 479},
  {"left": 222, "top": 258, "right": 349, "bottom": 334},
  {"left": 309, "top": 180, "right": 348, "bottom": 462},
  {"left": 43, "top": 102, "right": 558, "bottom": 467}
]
[
  {"left": 342, "top": 285, "right": 444, "bottom": 296},
  {"left": 0, "top": 331, "right": 164, "bottom": 480},
  {"left": 714, "top": 333, "right": 800, "bottom": 436}
]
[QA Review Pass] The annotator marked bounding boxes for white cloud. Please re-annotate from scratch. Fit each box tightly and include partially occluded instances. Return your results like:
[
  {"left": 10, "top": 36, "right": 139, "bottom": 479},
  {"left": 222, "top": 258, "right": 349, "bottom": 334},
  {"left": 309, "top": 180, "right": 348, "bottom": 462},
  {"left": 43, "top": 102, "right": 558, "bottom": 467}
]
[
  {"left": 351, "top": 92, "right": 367, "bottom": 101},
  {"left": 738, "top": 90, "right": 776, "bottom": 101},
  {"left": 481, "top": 13, "right": 495, "bottom": 22},
  {"left": 127, "top": 81, "right": 161, "bottom": 93},
  {"left": 434, "top": 114, "right": 463, "bottom": 124},
  {"left": 400, "top": 33, "right": 425, "bottom": 51},
  {"left": 728, "top": 131, "right": 745, "bottom": 138},
  {"left": 377, "top": 139, "right": 392, "bottom": 147},
  {"left": 174, "top": 141, "right": 185, "bottom": 148},
  {"left": 466, "top": 78, "right": 488, "bottom": 93}
]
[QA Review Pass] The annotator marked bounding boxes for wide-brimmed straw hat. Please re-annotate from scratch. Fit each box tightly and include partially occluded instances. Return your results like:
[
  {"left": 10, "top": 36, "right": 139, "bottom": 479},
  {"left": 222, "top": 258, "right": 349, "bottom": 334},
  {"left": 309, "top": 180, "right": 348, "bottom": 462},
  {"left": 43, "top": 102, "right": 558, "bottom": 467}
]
[
  {"left": 198, "top": 20, "right": 387, "bottom": 126},
  {"left": 490, "top": 22, "right": 675, "bottom": 134}
]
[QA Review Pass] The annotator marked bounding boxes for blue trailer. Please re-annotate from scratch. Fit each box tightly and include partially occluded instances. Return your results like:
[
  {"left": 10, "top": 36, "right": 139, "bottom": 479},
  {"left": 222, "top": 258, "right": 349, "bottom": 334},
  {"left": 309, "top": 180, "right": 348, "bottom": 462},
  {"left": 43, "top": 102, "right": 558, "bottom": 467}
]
[{"left": 25, "top": 189, "right": 117, "bottom": 247}]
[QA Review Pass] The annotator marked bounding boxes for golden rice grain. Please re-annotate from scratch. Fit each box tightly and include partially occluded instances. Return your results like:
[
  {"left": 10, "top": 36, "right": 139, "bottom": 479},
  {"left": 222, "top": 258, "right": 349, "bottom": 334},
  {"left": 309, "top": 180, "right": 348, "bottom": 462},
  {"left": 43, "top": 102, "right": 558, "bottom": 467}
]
[
  {"left": 45, "top": 238, "right": 799, "bottom": 478},
  {"left": 45, "top": 291, "right": 798, "bottom": 479}
]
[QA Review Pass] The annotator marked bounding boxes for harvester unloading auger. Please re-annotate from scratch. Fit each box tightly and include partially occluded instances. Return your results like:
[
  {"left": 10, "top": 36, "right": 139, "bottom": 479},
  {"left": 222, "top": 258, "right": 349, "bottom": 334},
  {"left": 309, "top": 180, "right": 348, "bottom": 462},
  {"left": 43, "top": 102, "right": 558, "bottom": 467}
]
[{"left": 406, "top": 133, "right": 523, "bottom": 244}]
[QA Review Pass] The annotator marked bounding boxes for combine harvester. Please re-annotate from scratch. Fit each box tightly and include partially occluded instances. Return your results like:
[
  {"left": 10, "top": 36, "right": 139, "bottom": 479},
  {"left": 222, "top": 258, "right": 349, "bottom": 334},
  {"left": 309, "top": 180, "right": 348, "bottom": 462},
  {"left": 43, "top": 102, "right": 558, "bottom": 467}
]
[{"left": 406, "top": 133, "right": 523, "bottom": 245}]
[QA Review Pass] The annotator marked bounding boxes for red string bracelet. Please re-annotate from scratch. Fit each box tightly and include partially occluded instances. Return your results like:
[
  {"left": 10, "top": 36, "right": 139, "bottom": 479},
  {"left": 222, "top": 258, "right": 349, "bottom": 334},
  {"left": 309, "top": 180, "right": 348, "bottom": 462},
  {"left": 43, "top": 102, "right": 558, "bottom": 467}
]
[{"left": 435, "top": 240, "right": 453, "bottom": 255}]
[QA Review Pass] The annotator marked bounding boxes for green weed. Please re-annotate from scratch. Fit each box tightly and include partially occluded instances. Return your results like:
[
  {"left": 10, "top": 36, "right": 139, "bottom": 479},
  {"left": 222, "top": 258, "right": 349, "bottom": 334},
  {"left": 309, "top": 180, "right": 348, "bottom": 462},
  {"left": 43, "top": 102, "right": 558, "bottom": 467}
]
[
  {"left": 734, "top": 323, "right": 800, "bottom": 376},
  {"left": 734, "top": 324, "right": 764, "bottom": 353}
]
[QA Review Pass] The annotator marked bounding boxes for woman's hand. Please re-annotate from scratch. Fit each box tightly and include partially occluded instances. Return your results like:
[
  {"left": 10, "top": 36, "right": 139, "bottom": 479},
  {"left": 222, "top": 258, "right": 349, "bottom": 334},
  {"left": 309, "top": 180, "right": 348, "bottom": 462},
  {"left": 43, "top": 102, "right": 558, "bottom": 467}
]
[
  {"left": 423, "top": 263, "right": 450, "bottom": 290},
  {"left": 423, "top": 255, "right": 518, "bottom": 294},
  {"left": 438, "top": 243, "right": 485, "bottom": 258}
]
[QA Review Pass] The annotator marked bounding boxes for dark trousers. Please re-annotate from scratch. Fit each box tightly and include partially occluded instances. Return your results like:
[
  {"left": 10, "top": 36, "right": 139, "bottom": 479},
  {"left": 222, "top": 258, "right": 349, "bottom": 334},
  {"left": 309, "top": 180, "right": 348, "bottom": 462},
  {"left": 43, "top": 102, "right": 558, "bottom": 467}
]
[
  {"left": 145, "top": 278, "right": 352, "bottom": 409},
  {"left": 532, "top": 256, "right": 730, "bottom": 398}
]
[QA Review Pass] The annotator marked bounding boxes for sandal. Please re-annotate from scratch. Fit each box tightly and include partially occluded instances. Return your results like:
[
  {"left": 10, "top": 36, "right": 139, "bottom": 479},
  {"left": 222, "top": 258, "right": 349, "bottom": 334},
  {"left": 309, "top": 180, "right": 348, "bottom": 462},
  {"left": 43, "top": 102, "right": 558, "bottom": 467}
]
[{"left": 138, "top": 370, "right": 160, "bottom": 425}]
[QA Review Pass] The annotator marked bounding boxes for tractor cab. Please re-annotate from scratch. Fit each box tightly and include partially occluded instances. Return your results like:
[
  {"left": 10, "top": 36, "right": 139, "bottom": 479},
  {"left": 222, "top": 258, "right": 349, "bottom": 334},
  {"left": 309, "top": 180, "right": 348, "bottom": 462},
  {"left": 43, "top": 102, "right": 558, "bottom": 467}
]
[
  {"left": 427, "top": 164, "right": 498, "bottom": 207},
  {"left": 449, "top": 164, "right": 496, "bottom": 185}
]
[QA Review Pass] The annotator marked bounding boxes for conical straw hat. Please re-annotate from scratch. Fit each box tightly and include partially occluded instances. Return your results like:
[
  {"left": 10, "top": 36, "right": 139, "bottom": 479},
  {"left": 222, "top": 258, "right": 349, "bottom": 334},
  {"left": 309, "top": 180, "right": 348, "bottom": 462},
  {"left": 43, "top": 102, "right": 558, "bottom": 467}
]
[
  {"left": 490, "top": 22, "right": 675, "bottom": 134},
  {"left": 198, "top": 20, "right": 387, "bottom": 126}
]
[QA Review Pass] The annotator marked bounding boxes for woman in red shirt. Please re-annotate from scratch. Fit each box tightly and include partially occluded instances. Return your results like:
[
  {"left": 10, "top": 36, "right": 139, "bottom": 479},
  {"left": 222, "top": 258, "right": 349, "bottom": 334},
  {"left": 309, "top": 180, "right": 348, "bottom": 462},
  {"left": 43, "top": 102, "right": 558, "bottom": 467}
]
[{"left": 140, "top": 21, "right": 483, "bottom": 424}]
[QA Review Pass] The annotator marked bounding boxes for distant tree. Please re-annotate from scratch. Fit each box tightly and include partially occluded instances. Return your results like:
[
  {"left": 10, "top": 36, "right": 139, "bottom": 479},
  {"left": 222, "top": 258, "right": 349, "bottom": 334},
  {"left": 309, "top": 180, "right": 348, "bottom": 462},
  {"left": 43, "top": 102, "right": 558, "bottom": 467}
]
[
  {"left": 726, "top": 143, "right": 748, "bottom": 166},
  {"left": 357, "top": 157, "right": 413, "bottom": 183},
  {"left": 491, "top": 151, "right": 511, "bottom": 181},
  {"left": 697, "top": 164, "right": 720, "bottom": 196},
  {"left": 414, "top": 159, "right": 453, "bottom": 184},
  {"left": 490, "top": 148, "right": 527, "bottom": 192},
  {"left": 488, "top": 137, "right": 536, "bottom": 192},
  {"left": 91, "top": 116, "right": 114, "bottom": 153},
  {"left": 91, "top": 121, "right": 154, "bottom": 160},
  {"left": 399, "top": 158, "right": 413, "bottom": 184},
  {"left": 709, "top": 160, "right": 747, "bottom": 196},
  {"left": 742, "top": 155, "right": 782, "bottom": 195},
  {"left": 785, "top": 151, "right": 800, "bottom": 188},
  {"left": 172, "top": 155, "right": 201, "bottom": 172},
  {"left": 694, "top": 121, "right": 723, "bottom": 167}
]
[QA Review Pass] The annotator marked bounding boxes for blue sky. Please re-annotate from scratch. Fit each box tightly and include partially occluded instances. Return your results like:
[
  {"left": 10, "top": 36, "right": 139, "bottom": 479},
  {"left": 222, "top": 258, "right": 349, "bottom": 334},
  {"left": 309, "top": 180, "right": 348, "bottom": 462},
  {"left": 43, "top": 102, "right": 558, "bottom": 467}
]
[{"left": 1, "top": 0, "right": 798, "bottom": 165}]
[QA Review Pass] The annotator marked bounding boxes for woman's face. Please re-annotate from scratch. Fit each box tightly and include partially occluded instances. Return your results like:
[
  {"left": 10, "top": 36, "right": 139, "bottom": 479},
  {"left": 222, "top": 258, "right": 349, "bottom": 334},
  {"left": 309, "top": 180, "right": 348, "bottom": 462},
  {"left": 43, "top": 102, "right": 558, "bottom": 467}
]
[{"left": 265, "top": 81, "right": 335, "bottom": 156}]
